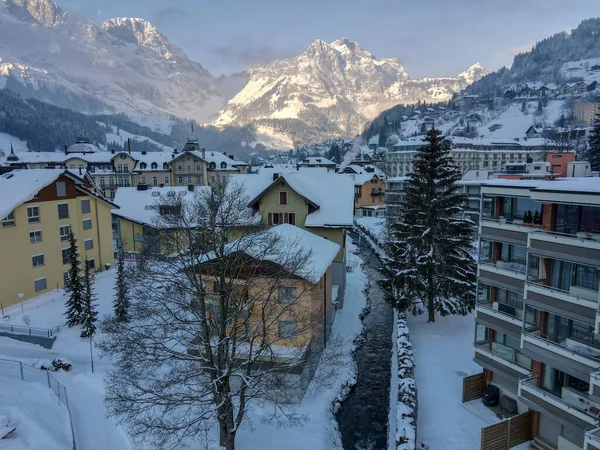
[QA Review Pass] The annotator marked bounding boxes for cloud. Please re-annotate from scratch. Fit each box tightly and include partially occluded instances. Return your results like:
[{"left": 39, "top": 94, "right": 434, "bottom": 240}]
[
  {"left": 151, "top": 6, "right": 188, "bottom": 28},
  {"left": 206, "top": 42, "right": 297, "bottom": 68}
]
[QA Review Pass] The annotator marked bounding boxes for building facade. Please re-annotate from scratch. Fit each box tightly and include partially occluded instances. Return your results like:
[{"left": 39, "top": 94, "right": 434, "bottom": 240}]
[
  {"left": 573, "top": 102, "right": 600, "bottom": 126},
  {"left": 353, "top": 174, "right": 385, "bottom": 213},
  {"left": 0, "top": 170, "right": 115, "bottom": 306},
  {"left": 474, "top": 178, "right": 600, "bottom": 450}
]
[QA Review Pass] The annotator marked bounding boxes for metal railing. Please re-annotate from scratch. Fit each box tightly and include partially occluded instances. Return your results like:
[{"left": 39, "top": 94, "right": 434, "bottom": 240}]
[
  {"left": 474, "top": 342, "right": 532, "bottom": 372},
  {"left": 522, "top": 329, "right": 600, "bottom": 363},
  {"left": 519, "top": 375, "right": 600, "bottom": 422},
  {"left": 0, "top": 323, "right": 61, "bottom": 338},
  {"left": 585, "top": 426, "right": 600, "bottom": 445},
  {"left": 0, "top": 357, "right": 76, "bottom": 449}
]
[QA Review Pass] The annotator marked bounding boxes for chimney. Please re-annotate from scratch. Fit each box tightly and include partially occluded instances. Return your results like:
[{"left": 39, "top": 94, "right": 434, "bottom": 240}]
[
  {"left": 141, "top": 149, "right": 147, "bottom": 155},
  {"left": 111, "top": 148, "right": 115, "bottom": 154},
  {"left": 188, "top": 184, "right": 194, "bottom": 192},
  {"left": 272, "top": 173, "right": 279, "bottom": 181},
  {"left": 202, "top": 148, "right": 206, "bottom": 159},
  {"left": 64, "top": 144, "right": 68, "bottom": 155},
  {"left": 229, "top": 154, "right": 235, "bottom": 160}
]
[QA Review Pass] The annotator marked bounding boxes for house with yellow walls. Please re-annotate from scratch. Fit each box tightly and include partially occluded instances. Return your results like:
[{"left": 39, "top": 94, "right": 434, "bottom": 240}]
[
  {"left": 352, "top": 173, "right": 386, "bottom": 212},
  {"left": 229, "top": 170, "right": 354, "bottom": 295},
  {"left": 193, "top": 225, "right": 338, "bottom": 368},
  {"left": 0, "top": 169, "right": 116, "bottom": 307},
  {"left": 111, "top": 185, "right": 211, "bottom": 254}
]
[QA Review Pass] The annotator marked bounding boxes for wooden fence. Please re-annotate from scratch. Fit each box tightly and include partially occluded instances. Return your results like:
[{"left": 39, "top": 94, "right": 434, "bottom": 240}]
[
  {"left": 462, "top": 372, "right": 485, "bottom": 403},
  {"left": 480, "top": 411, "right": 532, "bottom": 450}
]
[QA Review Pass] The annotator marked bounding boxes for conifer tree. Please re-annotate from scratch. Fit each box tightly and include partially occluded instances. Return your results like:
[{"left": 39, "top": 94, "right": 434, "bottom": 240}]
[
  {"left": 381, "top": 128, "right": 476, "bottom": 323},
  {"left": 64, "top": 231, "right": 84, "bottom": 326},
  {"left": 82, "top": 260, "right": 98, "bottom": 337},
  {"left": 588, "top": 112, "right": 600, "bottom": 172},
  {"left": 113, "top": 250, "right": 129, "bottom": 322}
]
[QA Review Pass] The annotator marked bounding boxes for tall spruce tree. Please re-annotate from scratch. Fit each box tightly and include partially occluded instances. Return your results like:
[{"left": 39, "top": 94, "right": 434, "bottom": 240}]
[
  {"left": 588, "top": 112, "right": 600, "bottom": 172},
  {"left": 382, "top": 128, "right": 476, "bottom": 323},
  {"left": 82, "top": 260, "right": 98, "bottom": 337},
  {"left": 113, "top": 250, "right": 129, "bottom": 322},
  {"left": 64, "top": 231, "right": 84, "bottom": 326}
]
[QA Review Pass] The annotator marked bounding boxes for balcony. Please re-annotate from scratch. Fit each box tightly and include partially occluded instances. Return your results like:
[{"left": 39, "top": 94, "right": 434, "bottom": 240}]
[
  {"left": 525, "top": 281, "right": 598, "bottom": 325},
  {"left": 474, "top": 342, "right": 531, "bottom": 380},
  {"left": 478, "top": 262, "right": 526, "bottom": 293},
  {"left": 529, "top": 231, "right": 600, "bottom": 267},
  {"left": 518, "top": 376, "right": 600, "bottom": 431},
  {"left": 585, "top": 427, "right": 600, "bottom": 450},
  {"left": 479, "top": 218, "right": 532, "bottom": 246},
  {"left": 475, "top": 303, "right": 523, "bottom": 338},
  {"left": 371, "top": 190, "right": 384, "bottom": 197},
  {"left": 521, "top": 331, "right": 600, "bottom": 381}
]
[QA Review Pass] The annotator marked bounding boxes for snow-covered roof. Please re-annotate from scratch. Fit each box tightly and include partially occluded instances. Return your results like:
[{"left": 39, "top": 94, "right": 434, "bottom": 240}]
[
  {"left": 0, "top": 170, "right": 66, "bottom": 219},
  {"left": 230, "top": 171, "right": 354, "bottom": 228},
  {"left": 224, "top": 224, "right": 340, "bottom": 283},
  {"left": 111, "top": 186, "right": 210, "bottom": 227},
  {"left": 66, "top": 139, "right": 99, "bottom": 154},
  {"left": 533, "top": 178, "right": 600, "bottom": 194},
  {"left": 481, "top": 179, "right": 546, "bottom": 189},
  {"left": 300, "top": 156, "right": 336, "bottom": 166},
  {"left": 352, "top": 173, "right": 382, "bottom": 187},
  {"left": 133, "top": 151, "right": 173, "bottom": 170},
  {"left": 368, "top": 135, "right": 379, "bottom": 145},
  {"left": 203, "top": 150, "right": 248, "bottom": 170}
]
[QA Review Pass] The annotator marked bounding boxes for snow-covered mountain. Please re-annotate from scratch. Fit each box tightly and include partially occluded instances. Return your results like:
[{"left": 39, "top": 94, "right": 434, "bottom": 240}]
[
  {"left": 0, "top": 0, "right": 227, "bottom": 122},
  {"left": 216, "top": 38, "right": 487, "bottom": 139}
]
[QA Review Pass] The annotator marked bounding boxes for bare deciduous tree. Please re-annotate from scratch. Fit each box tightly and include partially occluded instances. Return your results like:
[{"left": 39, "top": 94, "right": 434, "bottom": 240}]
[{"left": 99, "top": 183, "right": 340, "bottom": 450}]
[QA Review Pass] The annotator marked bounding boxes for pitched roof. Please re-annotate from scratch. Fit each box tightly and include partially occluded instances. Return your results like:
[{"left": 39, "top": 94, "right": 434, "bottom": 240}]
[
  {"left": 230, "top": 171, "right": 354, "bottom": 228},
  {"left": 223, "top": 224, "right": 340, "bottom": 283},
  {"left": 0, "top": 169, "right": 117, "bottom": 219}
]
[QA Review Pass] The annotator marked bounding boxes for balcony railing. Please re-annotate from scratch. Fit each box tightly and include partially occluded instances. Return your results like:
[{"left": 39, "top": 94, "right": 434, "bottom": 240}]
[
  {"left": 475, "top": 300, "right": 524, "bottom": 324},
  {"left": 474, "top": 342, "right": 531, "bottom": 374},
  {"left": 480, "top": 259, "right": 527, "bottom": 275},
  {"left": 523, "top": 329, "right": 600, "bottom": 364},
  {"left": 519, "top": 376, "right": 600, "bottom": 426},
  {"left": 585, "top": 426, "right": 600, "bottom": 449},
  {"left": 526, "top": 277, "right": 599, "bottom": 305}
]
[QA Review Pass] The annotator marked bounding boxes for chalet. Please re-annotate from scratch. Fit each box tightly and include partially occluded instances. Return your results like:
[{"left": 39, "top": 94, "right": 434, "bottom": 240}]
[
  {"left": 297, "top": 157, "right": 337, "bottom": 170},
  {"left": 352, "top": 174, "right": 385, "bottom": 212},
  {"left": 590, "top": 64, "right": 600, "bottom": 71},
  {"left": 519, "top": 86, "right": 533, "bottom": 97},
  {"left": 525, "top": 126, "right": 543, "bottom": 138}
]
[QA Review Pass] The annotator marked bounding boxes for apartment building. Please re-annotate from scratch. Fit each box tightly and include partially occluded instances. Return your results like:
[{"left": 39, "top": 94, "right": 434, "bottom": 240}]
[
  {"left": 474, "top": 177, "right": 600, "bottom": 450},
  {"left": 0, "top": 169, "right": 116, "bottom": 306},
  {"left": 573, "top": 102, "right": 600, "bottom": 126}
]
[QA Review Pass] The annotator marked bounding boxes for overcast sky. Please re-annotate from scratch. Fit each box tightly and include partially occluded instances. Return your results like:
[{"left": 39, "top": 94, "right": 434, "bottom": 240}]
[{"left": 58, "top": 0, "right": 600, "bottom": 78}]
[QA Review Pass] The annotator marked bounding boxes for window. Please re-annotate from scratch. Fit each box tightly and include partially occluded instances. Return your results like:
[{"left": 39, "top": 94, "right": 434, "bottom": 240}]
[
  {"left": 211, "top": 176, "right": 216, "bottom": 184},
  {"left": 178, "top": 177, "right": 183, "bottom": 184},
  {"left": 278, "top": 287, "right": 297, "bottom": 304},
  {"left": 32, "top": 254, "right": 44, "bottom": 267},
  {"left": 58, "top": 203, "right": 69, "bottom": 219},
  {"left": 27, "top": 206, "right": 40, "bottom": 223},
  {"left": 117, "top": 164, "right": 123, "bottom": 173},
  {"left": 60, "top": 225, "right": 71, "bottom": 241},
  {"left": 34, "top": 278, "right": 47, "bottom": 292},
  {"left": 2, "top": 211, "right": 15, "bottom": 227},
  {"left": 178, "top": 165, "right": 183, "bottom": 171},
  {"left": 29, "top": 230, "right": 42, "bottom": 243},
  {"left": 279, "top": 191, "right": 288, "bottom": 205},
  {"left": 86, "top": 259, "right": 95, "bottom": 269},
  {"left": 81, "top": 199, "right": 90, "bottom": 214},
  {"left": 82, "top": 219, "right": 92, "bottom": 230},
  {"left": 222, "top": 176, "right": 226, "bottom": 185},
  {"left": 151, "top": 162, "right": 158, "bottom": 170},
  {"left": 279, "top": 321, "right": 297, "bottom": 339},
  {"left": 100, "top": 177, "right": 105, "bottom": 188},
  {"left": 187, "top": 176, "right": 192, "bottom": 184},
  {"left": 62, "top": 248, "right": 71, "bottom": 265},
  {"left": 56, "top": 181, "right": 67, "bottom": 197},
  {"left": 84, "top": 239, "right": 93, "bottom": 251},
  {"left": 141, "top": 176, "right": 146, "bottom": 184},
  {"left": 140, "top": 163, "right": 147, "bottom": 169},
  {"left": 196, "top": 165, "right": 201, "bottom": 172},
  {"left": 123, "top": 164, "right": 129, "bottom": 173},
  {"left": 165, "top": 176, "right": 170, "bottom": 184},
  {"left": 574, "top": 264, "right": 600, "bottom": 290},
  {"left": 221, "top": 162, "right": 227, "bottom": 169},
  {"left": 153, "top": 177, "right": 157, "bottom": 186},
  {"left": 196, "top": 176, "right": 202, "bottom": 184}
]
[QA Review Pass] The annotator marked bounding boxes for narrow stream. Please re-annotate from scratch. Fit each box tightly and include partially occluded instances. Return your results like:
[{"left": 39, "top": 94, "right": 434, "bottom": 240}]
[{"left": 337, "top": 231, "right": 394, "bottom": 450}]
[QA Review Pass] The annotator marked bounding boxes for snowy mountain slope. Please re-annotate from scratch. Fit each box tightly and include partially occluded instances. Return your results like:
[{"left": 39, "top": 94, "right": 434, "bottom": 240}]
[
  {"left": 0, "top": 0, "right": 226, "bottom": 121},
  {"left": 215, "top": 38, "right": 487, "bottom": 139}
]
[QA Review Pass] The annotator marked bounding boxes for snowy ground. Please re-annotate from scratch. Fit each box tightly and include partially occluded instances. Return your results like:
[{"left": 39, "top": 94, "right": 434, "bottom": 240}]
[
  {"left": 0, "top": 239, "right": 367, "bottom": 449},
  {"left": 0, "top": 376, "right": 72, "bottom": 449},
  {"left": 0, "top": 132, "right": 28, "bottom": 156},
  {"left": 407, "top": 313, "right": 529, "bottom": 449},
  {"left": 355, "top": 216, "right": 386, "bottom": 242}
]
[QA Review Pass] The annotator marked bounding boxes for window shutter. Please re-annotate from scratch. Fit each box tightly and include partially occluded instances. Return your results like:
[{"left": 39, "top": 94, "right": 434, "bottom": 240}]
[
  {"left": 290, "top": 213, "right": 296, "bottom": 226},
  {"left": 268, "top": 213, "right": 272, "bottom": 225},
  {"left": 284, "top": 213, "right": 289, "bottom": 224}
]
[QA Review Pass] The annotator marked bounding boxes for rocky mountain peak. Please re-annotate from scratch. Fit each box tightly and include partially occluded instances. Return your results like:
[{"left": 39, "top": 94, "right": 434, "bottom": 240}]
[
  {"left": 6, "top": 0, "right": 68, "bottom": 28},
  {"left": 457, "top": 62, "right": 489, "bottom": 84},
  {"left": 102, "top": 17, "right": 176, "bottom": 60}
]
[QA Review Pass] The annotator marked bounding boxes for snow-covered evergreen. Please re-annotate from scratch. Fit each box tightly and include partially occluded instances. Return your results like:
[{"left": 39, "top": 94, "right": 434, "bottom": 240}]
[
  {"left": 82, "top": 260, "right": 98, "bottom": 337},
  {"left": 64, "top": 231, "right": 84, "bottom": 327},
  {"left": 113, "top": 250, "right": 129, "bottom": 322},
  {"left": 382, "top": 128, "right": 476, "bottom": 323},
  {"left": 589, "top": 112, "right": 600, "bottom": 172}
]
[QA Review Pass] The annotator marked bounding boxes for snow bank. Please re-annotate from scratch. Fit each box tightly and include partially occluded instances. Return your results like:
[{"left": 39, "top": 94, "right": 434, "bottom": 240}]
[
  {"left": 354, "top": 218, "right": 388, "bottom": 259},
  {"left": 394, "top": 312, "right": 417, "bottom": 450}
]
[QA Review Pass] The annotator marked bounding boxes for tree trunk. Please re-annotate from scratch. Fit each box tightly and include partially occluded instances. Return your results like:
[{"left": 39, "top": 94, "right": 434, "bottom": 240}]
[
  {"left": 427, "top": 267, "right": 435, "bottom": 323},
  {"left": 218, "top": 396, "right": 237, "bottom": 450}
]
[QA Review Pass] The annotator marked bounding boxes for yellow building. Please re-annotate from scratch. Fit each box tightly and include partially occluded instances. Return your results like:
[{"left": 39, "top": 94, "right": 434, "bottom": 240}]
[
  {"left": 0, "top": 169, "right": 116, "bottom": 306},
  {"left": 111, "top": 185, "right": 210, "bottom": 253},
  {"left": 352, "top": 174, "right": 386, "bottom": 212},
  {"left": 230, "top": 171, "right": 354, "bottom": 294},
  {"left": 193, "top": 224, "right": 339, "bottom": 358}
]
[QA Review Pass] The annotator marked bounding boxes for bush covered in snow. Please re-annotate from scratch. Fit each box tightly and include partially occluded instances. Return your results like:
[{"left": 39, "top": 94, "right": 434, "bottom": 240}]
[
  {"left": 37, "top": 358, "right": 72, "bottom": 372},
  {"left": 396, "top": 312, "right": 417, "bottom": 450}
]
